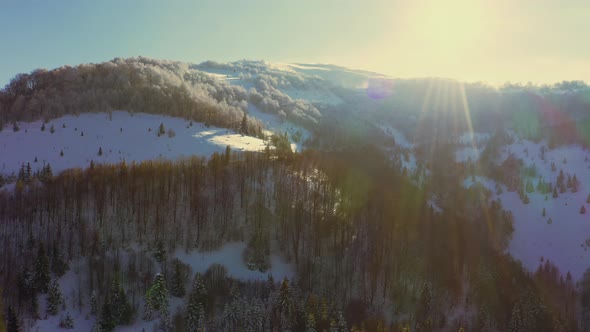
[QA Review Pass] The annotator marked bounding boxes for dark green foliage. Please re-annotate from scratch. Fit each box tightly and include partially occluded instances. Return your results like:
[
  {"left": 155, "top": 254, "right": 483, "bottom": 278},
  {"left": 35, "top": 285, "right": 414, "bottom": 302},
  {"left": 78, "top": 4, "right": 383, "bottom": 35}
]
[
  {"left": 170, "top": 260, "right": 187, "bottom": 298},
  {"left": 34, "top": 244, "right": 50, "bottom": 293},
  {"left": 60, "top": 312, "right": 74, "bottom": 329},
  {"left": 6, "top": 305, "right": 20, "bottom": 332},
  {"left": 90, "top": 291, "right": 98, "bottom": 315},
  {"left": 47, "top": 279, "right": 63, "bottom": 315},
  {"left": 100, "top": 302, "right": 116, "bottom": 332},
  {"left": 51, "top": 245, "right": 69, "bottom": 277},
  {"left": 153, "top": 241, "right": 166, "bottom": 263}
]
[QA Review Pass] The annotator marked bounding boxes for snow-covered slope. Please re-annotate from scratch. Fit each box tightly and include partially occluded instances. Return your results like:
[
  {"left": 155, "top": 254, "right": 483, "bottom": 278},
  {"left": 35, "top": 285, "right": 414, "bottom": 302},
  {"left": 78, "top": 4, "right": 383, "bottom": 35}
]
[
  {"left": 0, "top": 111, "right": 267, "bottom": 178},
  {"left": 465, "top": 139, "right": 590, "bottom": 279}
]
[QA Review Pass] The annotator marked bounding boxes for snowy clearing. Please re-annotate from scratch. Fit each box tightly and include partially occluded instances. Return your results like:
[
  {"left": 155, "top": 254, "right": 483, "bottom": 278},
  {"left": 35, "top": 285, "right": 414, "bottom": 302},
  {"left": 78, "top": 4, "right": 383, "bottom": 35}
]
[{"left": 0, "top": 111, "right": 267, "bottom": 178}]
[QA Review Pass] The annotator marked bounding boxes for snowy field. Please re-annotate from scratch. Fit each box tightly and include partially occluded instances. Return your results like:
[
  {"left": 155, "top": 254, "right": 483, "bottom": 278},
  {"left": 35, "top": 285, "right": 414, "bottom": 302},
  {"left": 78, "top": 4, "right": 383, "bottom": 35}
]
[
  {"left": 464, "top": 140, "right": 590, "bottom": 280},
  {"left": 0, "top": 111, "right": 268, "bottom": 178}
]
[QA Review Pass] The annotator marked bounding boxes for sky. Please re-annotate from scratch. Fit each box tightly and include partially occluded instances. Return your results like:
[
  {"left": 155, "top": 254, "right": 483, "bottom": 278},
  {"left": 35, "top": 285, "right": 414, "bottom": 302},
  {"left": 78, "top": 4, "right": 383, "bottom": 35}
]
[{"left": 1, "top": 0, "right": 589, "bottom": 86}]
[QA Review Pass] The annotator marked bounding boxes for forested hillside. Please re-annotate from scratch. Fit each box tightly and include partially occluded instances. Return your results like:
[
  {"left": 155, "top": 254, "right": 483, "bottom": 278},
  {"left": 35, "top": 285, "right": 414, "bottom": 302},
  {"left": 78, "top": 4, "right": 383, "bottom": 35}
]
[{"left": 0, "top": 145, "right": 580, "bottom": 331}]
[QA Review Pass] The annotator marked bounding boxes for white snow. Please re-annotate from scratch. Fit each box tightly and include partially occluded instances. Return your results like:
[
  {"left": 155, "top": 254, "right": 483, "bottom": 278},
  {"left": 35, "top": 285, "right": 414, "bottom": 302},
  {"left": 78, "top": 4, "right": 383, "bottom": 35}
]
[
  {"left": 466, "top": 141, "right": 590, "bottom": 280},
  {"left": 456, "top": 146, "right": 483, "bottom": 162},
  {"left": 377, "top": 124, "right": 414, "bottom": 148},
  {"left": 174, "top": 242, "right": 295, "bottom": 281},
  {"left": 247, "top": 104, "right": 309, "bottom": 152},
  {"left": 457, "top": 132, "right": 490, "bottom": 145},
  {"left": 0, "top": 111, "right": 268, "bottom": 178}
]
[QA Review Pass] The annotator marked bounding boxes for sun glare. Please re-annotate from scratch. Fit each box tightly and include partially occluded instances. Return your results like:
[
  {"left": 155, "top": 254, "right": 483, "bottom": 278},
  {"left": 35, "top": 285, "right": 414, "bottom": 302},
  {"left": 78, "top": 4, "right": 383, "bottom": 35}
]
[{"left": 412, "top": 0, "right": 485, "bottom": 58}]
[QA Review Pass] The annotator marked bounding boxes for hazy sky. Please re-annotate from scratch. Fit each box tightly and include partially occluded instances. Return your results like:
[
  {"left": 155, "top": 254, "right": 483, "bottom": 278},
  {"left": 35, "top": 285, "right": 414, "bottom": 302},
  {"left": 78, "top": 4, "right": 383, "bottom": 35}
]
[{"left": 1, "top": 0, "right": 588, "bottom": 86}]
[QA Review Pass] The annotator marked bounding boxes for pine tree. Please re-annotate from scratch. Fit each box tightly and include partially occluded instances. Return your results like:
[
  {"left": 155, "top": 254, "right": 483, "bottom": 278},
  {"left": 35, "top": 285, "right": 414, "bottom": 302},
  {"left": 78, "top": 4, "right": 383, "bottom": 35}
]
[
  {"left": 581, "top": 206, "right": 586, "bottom": 214},
  {"left": 153, "top": 241, "right": 166, "bottom": 263},
  {"left": 90, "top": 291, "right": 98, "bottom": 315},
  {"left": 31, "top": 293, "right": 39, "bottom": 319},
  {"left": 553, "top": 187, "right": 558, "bottom": 198},
  {"left": 567, "top": 175, "right": 573, "bottom": 188},
  {"left": 159, "top": 307, "right": 171, "bottom": 331},
  {"left": 542, "top": 207, "right": 546, "bottom": 217},
  {"left": 98, "top": 147, "right": 103, "bottom": 156},
  {"left": 240, "top": 113, "right": 248, "bottom": 134},
  {"left": 99, "top": 302, "right": 116, "bottom": 332},
  {"left": 60, "top": 312, "right": 74, "bottom": 329},
  {"left": 186, "top": 274, "right": 208, "bottom": 332},
  {"left": 5, "top": 305, "right": 20, "bottom": 332},
  {"left": 50, "top": 124, "right": 55, "bottom": 134},
  {"left": 34, "top": 244, "right": 50, "bottom": 293},
  {"left": 522, "top": 194, "right": 530, "bottom": 204},
  {"left": 41, "top": 123, "right": 45, "bottom": 131},
  {"left": 24, "top": 163, "right": 31, "bottom": 184},
  {"left": 170, "top": 261, "right": 186, "bottom": 298},
  {"left": 60, "top": 150, "right": 64, "bottom": 157},
  {"left": 274, "top": 279, "right": 294, "bottom": 328},
  {"left": 47, "top": 279, "right": 63, "bottom": 315},
  {"left": 51, "top": 245, "right": 69, "bottom": 277},
  {"left": 551, "top": 162, "right": 557, "bottom": 172},
  {"left": 144, "top": 273, "right": 169, "bottom": 322},
  {"left": 306, "top": 313, "right": 317, "bottom": 332},
  {"left": 158, "top": 123, "right": 165, "bottom": 137}
]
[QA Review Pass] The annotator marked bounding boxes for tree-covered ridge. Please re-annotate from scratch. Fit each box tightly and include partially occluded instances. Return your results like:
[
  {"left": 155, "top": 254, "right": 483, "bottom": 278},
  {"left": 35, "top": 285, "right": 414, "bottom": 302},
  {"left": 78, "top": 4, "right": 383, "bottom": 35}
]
[
  {"left": 0, "top": 145, "right": 579, "bottom": 330},
  {"left": 0, "top": 57, "right": 319, "bottom": 136}
]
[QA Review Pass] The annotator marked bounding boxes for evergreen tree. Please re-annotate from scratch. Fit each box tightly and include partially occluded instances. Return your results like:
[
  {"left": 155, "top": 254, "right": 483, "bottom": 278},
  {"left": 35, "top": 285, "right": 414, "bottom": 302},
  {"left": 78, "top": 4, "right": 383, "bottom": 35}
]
[
  {"left": 553, "top": 187, "right": 559, "bottom": 199},
  {"left": 170, "top": 261, "right": 186, "bottom": 298},
  {"left": 306, "top": 313, "right": 317, "bottom": 332},
  {"left": 542, "top": 207, "right": 546, "bottom": 217},
  {"left": 60, "top": 312, "right": 74, "bottom": 329},
  {"left": 34, "top": 244, "right": 50, "bottom": 293},
  {"left": 522, "top": 194, "right": 530, "bottom": 204},
  {"left": 31, "top": 293, "right": 39, "bottom": 319},
  {"left": 5, "top": 305, "right": 20, "bottom": 332},
  {"left": 551, "top": 162, "right": 556, "bottom": 172},
  {"left": 41, "top": 123, "right": 45, "bottom": 131},
  {"left": 586, "top": 194, "right": 590, "bottom": 204},
  {"left": 98, "top": 147, "right": 103, "bottom": 156},
  {"left": 50, "top": 124, "right": 55, "bottom": 134},
  {"left": 47, "top": 279, "right": 63, "bottom": 315},
  {"left": 274, "top": 279, "right": 295, "bottom": 328},
  {"left": 109, "top": 277, "right": 132, "bottom": 325},
  {"left": 153, "top": 241, "right": 166, "bottom": 263},
  {"left": 158, "top": 123, "right": 165, "bottom": 137},
  {"left": 60, "top": 149, "right": 64, "bottom": 157},
  {"left": 581, "top": 206, "right": 586, "bottom": 214},
  {"left": 159, "top": 307, "right": 171, "bottom": 331},
  {"left": 90, "top": 291, "right": 98, "bottom": 315},
  {"left": 99, "top": 302, "right": 116, "bottom": 332},
  {"left": 51, "top": 245, "right": 69, "bottom": 277},
  {"left": 567, "top": 175, "right": 573, "bottom": 188},
  {"left": 240, "top": 112, "right": 248, "bottom": 134},
  {"left": 24, "top": 163, "right": 32, "bottom": 183},
  {"left": 186, "top": 274, "right": 208, "bottom": 332}
]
